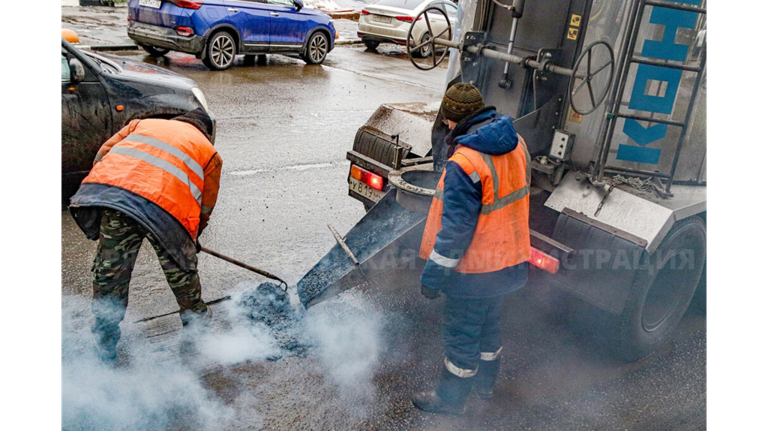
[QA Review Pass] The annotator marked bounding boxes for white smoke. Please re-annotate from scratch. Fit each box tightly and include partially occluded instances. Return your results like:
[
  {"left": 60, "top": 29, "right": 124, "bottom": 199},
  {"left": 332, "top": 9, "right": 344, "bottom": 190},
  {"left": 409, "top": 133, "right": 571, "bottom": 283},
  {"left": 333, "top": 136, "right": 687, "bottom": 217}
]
[
  {"left": 302, "top": 290, "right": 385, "bottom": 409},
  {"left": 61, "top": 284, "right": 390, "bottom": 428},
  {"left": 60, "top": 292, "right": 277, "bottom": 430}
]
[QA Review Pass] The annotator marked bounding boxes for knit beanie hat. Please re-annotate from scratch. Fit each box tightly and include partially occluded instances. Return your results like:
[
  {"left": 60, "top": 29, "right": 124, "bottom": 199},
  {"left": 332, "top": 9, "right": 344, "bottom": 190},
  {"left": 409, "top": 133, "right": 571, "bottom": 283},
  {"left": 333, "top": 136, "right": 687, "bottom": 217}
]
[
  {"left": 440, "top": 83, "right": 484, "bottom": 123},
  {"left": 173, "top": 108, "right": 214, "bottom": 142}
]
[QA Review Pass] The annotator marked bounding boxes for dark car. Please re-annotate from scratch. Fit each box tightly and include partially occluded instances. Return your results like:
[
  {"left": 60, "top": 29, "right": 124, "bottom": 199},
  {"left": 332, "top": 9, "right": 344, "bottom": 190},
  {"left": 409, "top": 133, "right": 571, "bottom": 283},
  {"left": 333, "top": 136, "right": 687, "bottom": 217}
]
[
  {"left": 61, "top": 38, "right": 212, "bottom": 199},
  {"left": 127, "top": 0, "right": 337, "bottom": 70}
]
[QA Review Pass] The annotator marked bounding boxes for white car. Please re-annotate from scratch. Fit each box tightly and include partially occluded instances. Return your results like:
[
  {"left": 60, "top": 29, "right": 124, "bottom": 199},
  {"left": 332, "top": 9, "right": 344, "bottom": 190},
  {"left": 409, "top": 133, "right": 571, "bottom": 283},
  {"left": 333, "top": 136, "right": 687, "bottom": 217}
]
[{"left": 358, "top": 0, "right": 457, "bottom": 57}]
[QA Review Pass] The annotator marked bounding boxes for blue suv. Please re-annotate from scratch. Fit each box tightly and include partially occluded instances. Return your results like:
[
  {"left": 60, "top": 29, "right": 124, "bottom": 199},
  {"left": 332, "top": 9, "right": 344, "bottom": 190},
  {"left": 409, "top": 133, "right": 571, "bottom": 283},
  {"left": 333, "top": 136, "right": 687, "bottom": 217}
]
[{"left": 127, "top": 0, "right": 336, "bottom": 70}]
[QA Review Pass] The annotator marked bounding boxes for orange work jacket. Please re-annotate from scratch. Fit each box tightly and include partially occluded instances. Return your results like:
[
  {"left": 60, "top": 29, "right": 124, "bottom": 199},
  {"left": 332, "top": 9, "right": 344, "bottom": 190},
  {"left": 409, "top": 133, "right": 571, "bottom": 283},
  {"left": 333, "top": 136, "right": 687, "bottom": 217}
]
[
  {"left": 82, "top": 119, "right": 218, "bottom": 240},
  {"left": 419, "top": 137, "right": 531, "bottom": 273}
]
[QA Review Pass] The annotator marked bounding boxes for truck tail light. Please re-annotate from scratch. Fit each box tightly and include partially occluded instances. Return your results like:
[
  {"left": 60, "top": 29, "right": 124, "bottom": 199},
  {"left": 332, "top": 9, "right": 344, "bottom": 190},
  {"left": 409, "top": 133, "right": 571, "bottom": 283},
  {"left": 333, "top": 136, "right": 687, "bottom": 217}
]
[
  {"left": 170, "top": 0, "right": 203, "bottom": 9},
  {"left": 176, "top": 26, "right": 194, "bottom": 36},
  {"left": 350, "top": 165, "right": 385, "bottom": 191},
  {"left": 528, "top": 247, "right": 559, "bottom": 274}
]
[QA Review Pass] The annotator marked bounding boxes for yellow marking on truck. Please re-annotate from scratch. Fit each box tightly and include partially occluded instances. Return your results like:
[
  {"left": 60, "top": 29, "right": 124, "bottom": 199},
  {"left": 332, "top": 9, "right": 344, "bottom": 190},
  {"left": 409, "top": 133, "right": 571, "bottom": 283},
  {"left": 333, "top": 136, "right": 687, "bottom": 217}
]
[
  {"left": 568, "top": 28, "right": 579, "bottom": 40},
  {"left": 570, "top": 14, "right": 582, "bottom": 27},
  {"left": 569, "top": 109, "right": 583, "bottom": 123}
]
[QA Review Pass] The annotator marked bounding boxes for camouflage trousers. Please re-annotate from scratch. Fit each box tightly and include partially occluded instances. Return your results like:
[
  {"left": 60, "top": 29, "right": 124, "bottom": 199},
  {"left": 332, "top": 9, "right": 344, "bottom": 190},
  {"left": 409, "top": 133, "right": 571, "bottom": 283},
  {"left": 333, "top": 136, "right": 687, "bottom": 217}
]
[{"left": 91, "top": 209, "right": 208, "bottom": 356}]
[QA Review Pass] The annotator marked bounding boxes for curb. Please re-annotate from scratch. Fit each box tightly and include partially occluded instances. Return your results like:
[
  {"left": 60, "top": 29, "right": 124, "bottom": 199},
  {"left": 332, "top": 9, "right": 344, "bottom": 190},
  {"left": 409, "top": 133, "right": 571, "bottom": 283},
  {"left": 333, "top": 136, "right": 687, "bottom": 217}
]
[
  {"left": 83, "top": 41, "right": 362, "bottom": 50},
  {"left": 336, "top": 38, "right": 362, "bottom": 45},
  {"left": 327, "top": 12, "right": 360, "bottom": 20},
  {"left": 82, "top": 44, "right": 138, "bottom": 51}
]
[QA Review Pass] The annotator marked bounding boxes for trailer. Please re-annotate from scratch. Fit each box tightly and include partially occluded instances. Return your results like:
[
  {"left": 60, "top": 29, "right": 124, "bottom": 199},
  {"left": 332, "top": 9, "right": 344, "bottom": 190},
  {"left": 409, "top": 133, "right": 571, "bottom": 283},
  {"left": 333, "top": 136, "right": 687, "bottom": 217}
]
[{"left": 298, "top": 0, "right": 706, "bottom": 361}]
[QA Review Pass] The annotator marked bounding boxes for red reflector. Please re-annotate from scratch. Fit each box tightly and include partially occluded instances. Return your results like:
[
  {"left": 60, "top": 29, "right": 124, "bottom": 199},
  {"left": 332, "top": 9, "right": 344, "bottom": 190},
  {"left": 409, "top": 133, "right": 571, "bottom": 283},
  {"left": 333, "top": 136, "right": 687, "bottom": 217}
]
[
  {"left": 528, "top": 248, "right": 559, "bottom": 274},
  {"left": 395, "top": 16, "right": 422, "bottom": 22},
  {"left": 361, "top": 9, "right": 370, "bottom": 15},
  {"left": 176, "top": 26, "right": 194, "bottom": 37},
  {"left": 350, "top": 165, "right": 384, "bottom": 191},
  {"left": 171, "top": 0, "right": 203, "bottom": 9}
]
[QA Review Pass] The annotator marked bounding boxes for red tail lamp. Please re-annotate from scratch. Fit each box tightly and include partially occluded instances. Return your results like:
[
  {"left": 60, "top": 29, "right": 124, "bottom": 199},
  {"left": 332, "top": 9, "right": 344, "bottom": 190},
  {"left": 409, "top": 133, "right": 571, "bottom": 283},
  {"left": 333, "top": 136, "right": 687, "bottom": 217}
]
[
  {"left": 350, "top": 165, "right": 384, "bottom": 191},
  {"left": 176, "top": 26, "right": 194, "bottom": 37},
  {"left": 395, "top": 16, "right": 422, "bottom": 22},
  {"left": 170, "top": 0, "right": 203, "bottom": 9},
  {"left": 361, "top": 9, "right": 370, "bottom": 15},
  {"left": 528, "top": 247, "right": 560, "bottom": 274}
]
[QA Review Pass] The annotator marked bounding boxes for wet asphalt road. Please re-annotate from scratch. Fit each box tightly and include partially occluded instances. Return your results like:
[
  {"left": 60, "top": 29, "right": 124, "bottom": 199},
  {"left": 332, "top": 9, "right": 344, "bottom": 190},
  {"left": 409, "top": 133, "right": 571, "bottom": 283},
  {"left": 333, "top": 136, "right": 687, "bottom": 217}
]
[{"left": 60, "top": 38, "right": 705, "bottom": 430}]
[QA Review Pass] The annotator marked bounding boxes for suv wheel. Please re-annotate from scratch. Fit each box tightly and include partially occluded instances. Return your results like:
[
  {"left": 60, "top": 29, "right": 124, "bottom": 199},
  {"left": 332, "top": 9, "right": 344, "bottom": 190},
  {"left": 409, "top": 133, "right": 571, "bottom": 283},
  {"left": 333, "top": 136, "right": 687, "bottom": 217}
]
[
  {"left": 302, "top": 32, "right": 329, "bottom": 65},
  {"left": 140, "top": 44, "right": 170, "bottom": 57},
  {"left": 203, "top": 31, "right": 237, "bottom": 71}
]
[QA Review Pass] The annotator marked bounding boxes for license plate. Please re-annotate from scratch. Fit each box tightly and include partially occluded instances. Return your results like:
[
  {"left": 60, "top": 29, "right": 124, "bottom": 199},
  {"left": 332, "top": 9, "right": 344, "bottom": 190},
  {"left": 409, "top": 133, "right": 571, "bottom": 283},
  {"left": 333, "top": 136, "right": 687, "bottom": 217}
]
[
  {"left": 349, "top": 177, "right": 386, "bottom": 202},
  {"left": 139, "top": 0, "right": 162, "bottom": 9},
  {"left": 372, "top": 14, "right": 392, "bottom": 24}
]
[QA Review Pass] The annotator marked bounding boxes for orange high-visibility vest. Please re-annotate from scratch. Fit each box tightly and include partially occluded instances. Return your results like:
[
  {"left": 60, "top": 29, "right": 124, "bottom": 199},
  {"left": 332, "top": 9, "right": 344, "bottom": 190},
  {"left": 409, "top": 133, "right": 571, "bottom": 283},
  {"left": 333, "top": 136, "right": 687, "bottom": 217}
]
[
  {"left": 82, "top": 119, "right": 218, "bottom": 240},
  {"left": 419, "top": 136, "right": 531, "bottom": 274}
]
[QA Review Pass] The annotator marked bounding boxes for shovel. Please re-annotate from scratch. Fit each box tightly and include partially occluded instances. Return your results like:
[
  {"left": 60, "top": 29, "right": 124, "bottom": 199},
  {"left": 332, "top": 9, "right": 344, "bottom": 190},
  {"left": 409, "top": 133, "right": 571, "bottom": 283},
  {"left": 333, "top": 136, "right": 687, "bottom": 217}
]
[
  {"left": 133, "top": 246, "right": 288, "bottom": 323},
  {"left": 200, "top": 246, "right": 288, "bottom": 290}
]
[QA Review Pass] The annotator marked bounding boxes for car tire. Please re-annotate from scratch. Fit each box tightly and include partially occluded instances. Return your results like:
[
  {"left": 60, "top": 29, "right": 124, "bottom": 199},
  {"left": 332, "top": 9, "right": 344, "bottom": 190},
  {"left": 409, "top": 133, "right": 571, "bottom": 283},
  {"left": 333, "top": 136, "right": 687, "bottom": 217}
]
[
  {"left": 302, "top": 32, "right": 329, "bottom": 65},
  {"left": 140, "top": 44, "right": 170, "bottom": 57},
  {"left": 414, "top": 32, "right": 432, "bottom": 59},
  {"left": 364, "top": 40, "right": 380, "bottom": 51},
  {"left": 614, "top": 216, "right": 706, "bottom": 361},
  {"left": 203, "top": 31, "right": 237, "bottom": 71}
]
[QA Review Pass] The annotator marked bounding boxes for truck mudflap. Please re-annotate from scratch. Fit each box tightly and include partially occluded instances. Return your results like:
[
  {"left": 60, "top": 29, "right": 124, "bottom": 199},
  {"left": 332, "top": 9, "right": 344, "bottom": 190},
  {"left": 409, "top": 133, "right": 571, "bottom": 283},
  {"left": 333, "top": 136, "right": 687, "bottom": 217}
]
[
  {"left": 541, "top": 208, "right": 649, "bottom": 314},
  {"left": 297, "top": 189, "right": 428, "bottom": 308}
]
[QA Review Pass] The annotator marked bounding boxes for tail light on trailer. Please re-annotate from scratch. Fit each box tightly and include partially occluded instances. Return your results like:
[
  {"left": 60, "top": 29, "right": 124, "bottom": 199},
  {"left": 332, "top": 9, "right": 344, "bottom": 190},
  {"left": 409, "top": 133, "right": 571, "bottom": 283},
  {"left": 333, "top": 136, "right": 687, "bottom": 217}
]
[
  {"left": 528, "top": 247, "right": 560, "bottom": 274},
  {"left": 350, "top": 165, "right": 384, "bottom": 191},
  {"left": 170, "top": 0, "right": 203, "bottom": 9}
]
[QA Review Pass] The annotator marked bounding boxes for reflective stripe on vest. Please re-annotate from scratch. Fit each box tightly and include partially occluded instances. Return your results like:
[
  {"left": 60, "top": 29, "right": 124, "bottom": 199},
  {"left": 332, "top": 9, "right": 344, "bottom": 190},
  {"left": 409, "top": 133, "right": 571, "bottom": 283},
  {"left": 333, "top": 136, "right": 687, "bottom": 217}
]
[
  {"left": 110, "top": 142, "right": 203, "bottom": 205},
  {"left": 419, "top": 135, "right": 531, "bottom": 273},
  {"left": 82, "top": 119, "right": 217, "bottom": 240}
]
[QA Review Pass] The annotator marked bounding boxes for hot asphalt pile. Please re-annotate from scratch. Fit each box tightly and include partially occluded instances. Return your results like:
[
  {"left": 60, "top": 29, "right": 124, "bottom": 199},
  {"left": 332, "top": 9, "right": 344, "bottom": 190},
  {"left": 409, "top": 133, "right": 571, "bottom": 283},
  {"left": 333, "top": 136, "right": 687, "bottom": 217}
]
[{"left": 235, "top": 282, "right": 309, "bottom": 359}]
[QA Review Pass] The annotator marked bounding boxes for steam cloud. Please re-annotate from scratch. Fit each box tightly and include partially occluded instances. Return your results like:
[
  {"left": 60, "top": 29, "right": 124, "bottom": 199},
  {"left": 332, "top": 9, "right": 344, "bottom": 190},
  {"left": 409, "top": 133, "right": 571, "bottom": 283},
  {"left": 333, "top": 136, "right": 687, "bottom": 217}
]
[
  {"left": 62, "top": 283, "right": 388, "bottom": 428},
  {"left": 303, "top": 291, "right": 385, "bottom": 407}
]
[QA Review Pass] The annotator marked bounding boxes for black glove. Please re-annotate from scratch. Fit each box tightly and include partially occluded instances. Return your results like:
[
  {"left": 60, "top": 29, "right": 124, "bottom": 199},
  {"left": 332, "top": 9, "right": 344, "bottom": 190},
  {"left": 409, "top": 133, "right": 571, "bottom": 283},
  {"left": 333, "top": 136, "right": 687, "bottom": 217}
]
[
  {"left": 421, "top": 284, "right": 441, "bottom": 300},
  {"left": 195, "top": 239, "right": 202, "bottom": 254}
]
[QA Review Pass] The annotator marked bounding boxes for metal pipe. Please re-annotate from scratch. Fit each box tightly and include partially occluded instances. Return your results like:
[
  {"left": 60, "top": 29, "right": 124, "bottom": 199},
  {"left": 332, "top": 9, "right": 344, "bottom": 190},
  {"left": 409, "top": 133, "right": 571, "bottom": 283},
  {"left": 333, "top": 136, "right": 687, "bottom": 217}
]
[
  {"left": 499, "top": 17, "right": 520, "bottom": 88},
  {"left": 433, "top": 38, "right": 576, "bottom": 78}
]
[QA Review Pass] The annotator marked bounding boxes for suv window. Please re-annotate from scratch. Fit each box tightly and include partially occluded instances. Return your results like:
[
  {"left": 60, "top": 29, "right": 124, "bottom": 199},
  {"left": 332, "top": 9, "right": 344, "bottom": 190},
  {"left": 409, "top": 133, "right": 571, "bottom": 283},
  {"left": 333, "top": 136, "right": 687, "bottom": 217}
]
[{"left": 268, "top": 0, "right": 294, "bottom": 6}]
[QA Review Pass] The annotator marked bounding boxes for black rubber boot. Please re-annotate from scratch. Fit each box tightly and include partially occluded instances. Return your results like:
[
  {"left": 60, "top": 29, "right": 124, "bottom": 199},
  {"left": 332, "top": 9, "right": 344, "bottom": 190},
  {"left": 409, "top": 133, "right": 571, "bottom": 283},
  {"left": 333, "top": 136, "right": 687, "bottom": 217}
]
[
  {"left": 413, "top": 366, "right": 473, "bottom": 415},
  {"left": 474, "top": 359, "right": 500, "bottom": 399}
]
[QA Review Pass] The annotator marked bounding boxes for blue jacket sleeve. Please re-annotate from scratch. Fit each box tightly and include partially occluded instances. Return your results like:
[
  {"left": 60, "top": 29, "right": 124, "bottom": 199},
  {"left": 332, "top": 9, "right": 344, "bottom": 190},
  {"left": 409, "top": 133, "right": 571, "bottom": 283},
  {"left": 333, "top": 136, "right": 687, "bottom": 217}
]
[{"left": 421, "top": 160, "right": 483, "bottom": 289}]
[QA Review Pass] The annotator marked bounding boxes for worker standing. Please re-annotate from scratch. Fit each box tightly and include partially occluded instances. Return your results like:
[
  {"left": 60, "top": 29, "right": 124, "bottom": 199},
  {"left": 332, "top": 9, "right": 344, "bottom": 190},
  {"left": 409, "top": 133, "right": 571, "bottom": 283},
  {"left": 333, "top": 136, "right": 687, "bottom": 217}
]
[
  {"left": 414, "top": 84, "right": 530, "bottom": 414},
  {"left": 69, "top": 108, "right": 222, "bottom": 363}
]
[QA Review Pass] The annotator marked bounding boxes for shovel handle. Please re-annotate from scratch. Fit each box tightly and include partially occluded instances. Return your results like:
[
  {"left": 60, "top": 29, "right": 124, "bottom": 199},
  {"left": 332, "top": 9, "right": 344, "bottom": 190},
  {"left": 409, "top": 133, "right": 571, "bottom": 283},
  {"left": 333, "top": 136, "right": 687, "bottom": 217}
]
[{"left": 200, "top": 247, "right": 288, "bottom": 289}]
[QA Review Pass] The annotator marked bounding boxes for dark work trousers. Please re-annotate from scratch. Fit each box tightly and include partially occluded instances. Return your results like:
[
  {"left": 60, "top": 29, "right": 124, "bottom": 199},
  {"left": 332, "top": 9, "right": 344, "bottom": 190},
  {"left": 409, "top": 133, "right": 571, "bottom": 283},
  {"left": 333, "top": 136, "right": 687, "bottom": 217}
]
[{"left": 442, "top": 295, "right": 505, "bottom": 372}]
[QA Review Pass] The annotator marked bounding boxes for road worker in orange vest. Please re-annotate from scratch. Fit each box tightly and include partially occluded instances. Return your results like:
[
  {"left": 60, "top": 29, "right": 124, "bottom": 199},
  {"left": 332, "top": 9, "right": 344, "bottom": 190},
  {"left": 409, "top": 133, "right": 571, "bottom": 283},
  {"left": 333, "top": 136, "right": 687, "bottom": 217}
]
[
  {"left": 69, "top": 108, "right": 222, "bottom": 363},
  {"left": 413, "top": 83, "right": 531, "bottom": 415}
]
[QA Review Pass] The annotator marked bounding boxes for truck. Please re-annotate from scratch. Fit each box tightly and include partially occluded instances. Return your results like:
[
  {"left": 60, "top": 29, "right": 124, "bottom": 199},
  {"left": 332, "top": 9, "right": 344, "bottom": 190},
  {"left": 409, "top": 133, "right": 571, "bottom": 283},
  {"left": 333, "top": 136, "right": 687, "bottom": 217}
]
[{"left": 297, "top": 0, "right": 707, "bottom": 362}]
